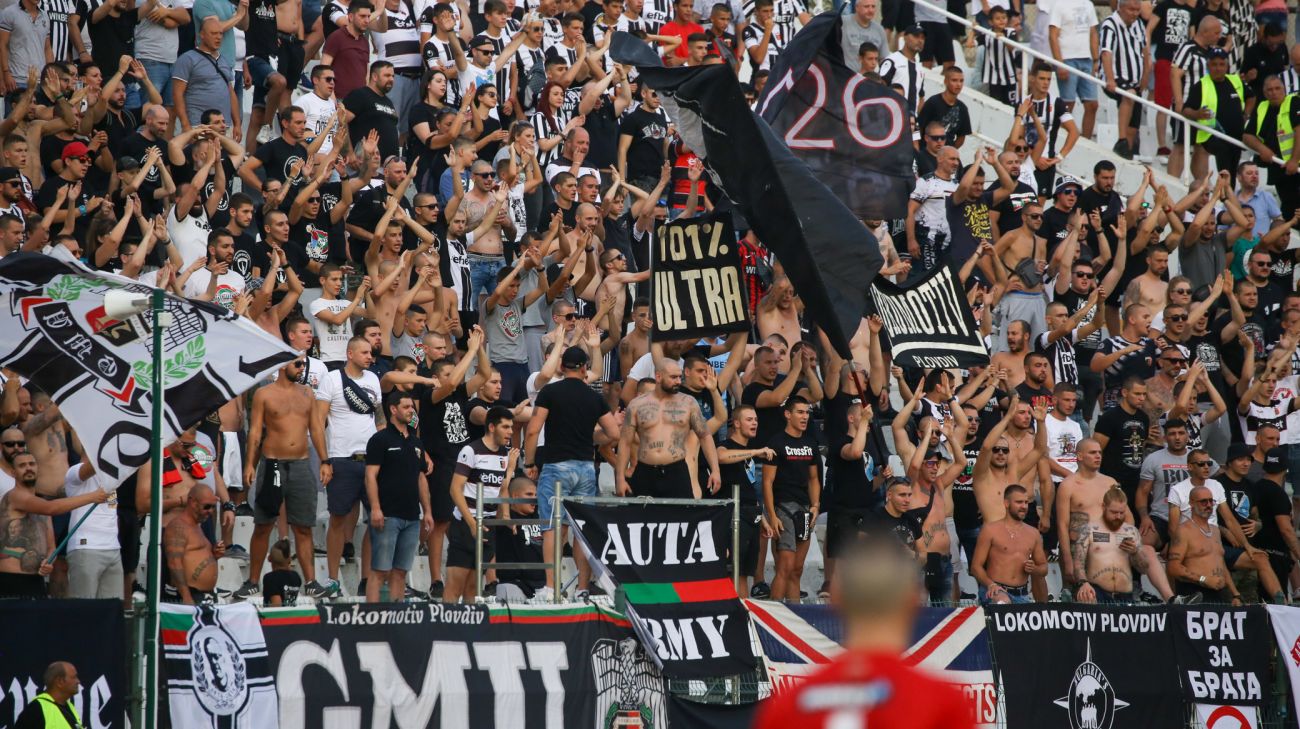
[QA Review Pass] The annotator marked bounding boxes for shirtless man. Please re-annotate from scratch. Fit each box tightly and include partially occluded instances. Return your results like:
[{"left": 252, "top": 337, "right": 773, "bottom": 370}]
[
  {"left": 162, "top": 484, "right": 225, "bottom": 605},
  {"left": 0, "top": 452, "right": 107, "bottom": 598},
  {"left": 907, "top": 421, "right": 966, "bottom": 603},
  {"left": 1072, "top": 486, "right": 1150, "bottom": 604},
  {"left": 989, "top": 321, "right": 1031, "bottom": 389},
  {"left": 972, "top": 397, "right": 1046, "bottom": 523},
  {"left": 617, "top": 359, "right": 721, "bottom": 499},
  {"left": 971, "top": 484, "right": 1047, "bottom": 604},
  {"left": 22, "top": 390, "right": 68, "bottom": 497},
  {"left": 1123, "top": 248, "right": 1171, "bottom": 315},
  {"left": 597, "top": 248, "right": 650, "bottom": 336},
  {"left": 135, "top": 428, "right": 234, "bottom": 529},
  {"left": 1167, "top": 485, "right": 1242, "bottom": 605},
  {"left": 236, "top": 358, "right": 334, "bottom": 602},
  {"left": 365, "top": 255, "right": 417, "bottom": 358},
  {"left": 992, "top": 204, "right": 1081, "bottom": 352},
  {"left": 618, "top": 298, "right": 653, "bottom": 380},
  {"left": 756, "top": 276, "right": 802, "bottom": 353},
  {"left": 1056, "top": 438, "right": 1174, "bottom": 600}
]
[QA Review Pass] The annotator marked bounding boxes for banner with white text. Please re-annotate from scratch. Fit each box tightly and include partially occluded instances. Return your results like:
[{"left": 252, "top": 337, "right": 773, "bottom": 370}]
[
  {"left": 1169, "top": 606, "right": 1269, "bottom": 706},
  {"left": 870, "top": 261, "right": 989, "bottom": 369},
  {"left": 651, "top": 212, "right": 750, "bottom": 342}
]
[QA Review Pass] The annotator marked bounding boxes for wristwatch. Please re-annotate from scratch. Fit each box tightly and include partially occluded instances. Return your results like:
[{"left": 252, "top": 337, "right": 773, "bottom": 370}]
[
  {"left": 1198, "top": 575, "right": 1206, "bottom": 585},
  {"left": 223, "top": 501, "right": 236, "bottom": 512}
]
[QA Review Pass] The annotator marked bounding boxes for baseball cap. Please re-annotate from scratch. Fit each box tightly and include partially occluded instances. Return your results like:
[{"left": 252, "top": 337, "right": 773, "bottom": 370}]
[
  {"left": 0, "top": 167, "right": 21, "bottom": 183},
  {"left": 1226, "top": 443, "right": 1253, "bottom": 463},
  {"left": 1053, "top": 175, "right": 1083, "bottom": 195},
  {"left": 470, "top": 34, "right": 495, "bottom": 50},
  {"left": 904, "top": 23, "right": 926, "bottom": 35},
  {"left": 1265, "top": 446, "right": 1288, "bottom": 474},
  {"left": 61, "top": 141, "right": 91, "bottom": 161},
  {"left": 1206, "top": 46, "right": 1229, "bottom": 59},
  {"left": 116, "top": 155, "right": 141, "bottom": 172},
  {"left": 561, "top": 346, "right": 590, "bottom": 369}
]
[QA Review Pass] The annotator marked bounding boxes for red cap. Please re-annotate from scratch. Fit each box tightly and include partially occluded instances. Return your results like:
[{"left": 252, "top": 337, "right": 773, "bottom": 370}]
[{"left": 61, "top": 141, "right": 91, "bottom": 160}]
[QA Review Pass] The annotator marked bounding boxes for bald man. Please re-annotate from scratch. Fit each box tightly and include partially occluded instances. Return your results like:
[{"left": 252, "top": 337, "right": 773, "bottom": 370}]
[
  {"left": 15, "top": 661, "right": 83, "bottom": 728},
  {"left": 906, "top": 145, "right": 961, "bottom": 279},
  {"left": 617, "top": 359, "right": 721, "bottom": 500},
  {"left": 162, "top": 484, "right": 225, "bottom": 605}
]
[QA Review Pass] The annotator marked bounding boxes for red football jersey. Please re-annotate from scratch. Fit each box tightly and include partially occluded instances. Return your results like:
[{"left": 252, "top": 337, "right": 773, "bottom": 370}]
[{"left": 753, "top": 650, "right": 976, "bottom": 729}]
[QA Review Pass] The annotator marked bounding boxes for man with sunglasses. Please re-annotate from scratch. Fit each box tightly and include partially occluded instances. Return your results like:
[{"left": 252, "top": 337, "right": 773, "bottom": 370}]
[
  {"left": 0, "top": 428, "right": 26, "bottom": 497},
  {"left": 912, "top": 121, "right": 945, "bottom": 179},
  {"left": 161, "top": 484, "right": 226, "bottom": 605},
  {"left": 34, "top": 141, "right": 101, "bottom": 242},
  {"left": 1167, "top": 483, "right": 1243, "bottom": 606}
]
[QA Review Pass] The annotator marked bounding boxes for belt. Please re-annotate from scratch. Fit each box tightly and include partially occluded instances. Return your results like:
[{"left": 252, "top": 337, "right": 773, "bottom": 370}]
[
  {"left": 396, "top": 68, "right": 422, "bottom": 79},
  {"left": 995, "top": 581, "right": 1031, "bottom": 596},
  {"left": 334, "top": 454, "right": 366, "bottom": 463},
  {"left": 466, "top": 252, "right": 505, "bottom": 262},
  {"left": 277, "top": 32, "right": 303, "bottom": 42}
]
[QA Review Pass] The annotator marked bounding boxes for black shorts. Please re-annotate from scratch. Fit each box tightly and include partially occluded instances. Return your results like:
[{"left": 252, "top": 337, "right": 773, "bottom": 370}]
[
  {"left": 0, "top": 572, "right": 46, "bottom": 598},
  {"left": 1268, "top": 552, "right": 1295, "bottom": 586},
  {"left": 118, "top": 507, "right": 142, "bottom": 571},
  {"left": 826, "top": 507, "right": 874, "bottom": 559},
  {"left": 1176, "top": 581, "right": 1231, "bottom": 603},
  {"left": 1103, "top": 86, "right": 1143, "bottom": 128},
  {"left": 988, "top": 84, "right": 1019, "bottom": 107},
  {"left": 1033, "top": 166, "right": 1057, "bottom": 198},
  {"left": 920, "top": 22, "right": 955, "bottom": 65},
  {"left": 629, "top": 461, "right": 694, "bottom": 499},
  {"left": 1151, "top": 515, "right": 1170, "bottom": 546},
  {"left": 277, "top": 34, "right": 306, "bottom": 88},
  {"left": 883, "top": 0, "right": 914, "bottom": 32},
  {"left": 734, "top": 504, "right": 763, "bottom": 578},
  {"left": 429, "top": 457, "right": 457, "bottom": 523},
  {"left": 162, "top": 584, "right": 217, "bottom": 604},
  {"left": 447, "top": 516, "right": 495, "bottom": 569},
  {"left": 326, "top": 457, "right": 367, "bottom": 516}
]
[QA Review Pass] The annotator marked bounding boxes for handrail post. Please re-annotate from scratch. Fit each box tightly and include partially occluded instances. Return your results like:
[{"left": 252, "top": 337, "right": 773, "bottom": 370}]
[
  {"left": 1182, "top": 120, "right": 1193, "bottom": 185},
  {"left": 732, "top": 483, "right": 740, "bottom": 593},
  {"left": 475, "top": 479, "right": 484, "bottom": 601},
  {"left": 552, "top": 484, "right": 563, "bottom": 604}
]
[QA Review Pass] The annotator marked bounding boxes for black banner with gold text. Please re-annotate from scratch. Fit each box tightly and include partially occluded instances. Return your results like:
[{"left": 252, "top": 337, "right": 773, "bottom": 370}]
[{"left": 651, "top": 212, "right": 750, "bottom": 341}]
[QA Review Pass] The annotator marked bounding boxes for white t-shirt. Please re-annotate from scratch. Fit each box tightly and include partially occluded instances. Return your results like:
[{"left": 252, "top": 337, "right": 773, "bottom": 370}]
[
  {"left": 182, "top": 268, "right": 246, "bottom": 310},
  {"left": 64, "top": 465, "right": 118, "bottom": 551},
  {"left": 1044, "top": 414, "right": 1082, "bottom": 483},
  {"left": 1167, "top": 477, "right": 1226, "bottom": 526},
  {"left": 168, "top": 209, "right": 213, "bottom": 269},
  {"left": 316, "top": 368, "right": 381, "bottom": 458},
  {"left": 0, "top": 466, "right": 13, "bottom": 501},
  {"left": 298, "top": 91, "right": 338, "bottom": 156},
  {"left": 1049, "top": 0, "right": 1099, "bottom": 60},
  {"left": 309, "top": 297, "right": 355, "bottom": 363}
]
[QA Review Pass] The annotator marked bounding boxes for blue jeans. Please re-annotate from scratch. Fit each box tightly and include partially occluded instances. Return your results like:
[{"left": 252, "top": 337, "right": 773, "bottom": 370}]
[
  {"left": 979, "top": 583, "right": 1033, "bottom": 604},
  {"left": 468, "top": 254, "right": 506, "bottom": 308},
  {"left": 1058, "top": 58, "right": 1098, "bottom": 102},
  {"left": 370, "top": 515, "right": 420, "bottom": 572},
  {"left": 247, "top": 55, "right": 282, "bottom": 107},
  {"left": 124, "top": 79, "right": 142, "bottom": 111},
  {"left": 302, "top": 0, "right": 323, "bottom": 33},
  {"left": 537, "top": 460, "right": 597, "bottom": 529},
  {"left": 140, "top": 59, "right": 173, "bottom": 105}
]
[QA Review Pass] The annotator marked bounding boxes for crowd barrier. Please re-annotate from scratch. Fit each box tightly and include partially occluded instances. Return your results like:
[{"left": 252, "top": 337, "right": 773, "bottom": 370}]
[{"left": 7, "top": 599, "right": 1300, "bottom": 728}]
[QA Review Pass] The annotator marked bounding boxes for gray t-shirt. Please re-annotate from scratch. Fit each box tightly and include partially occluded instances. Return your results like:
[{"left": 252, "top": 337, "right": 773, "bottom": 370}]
[
  {"left": 391, "top": 329, "right": 424, "bottom": 361},
  {"left": 1178, "top": 231, "right": 1227, "bottom": 293},
  {"left": 171, "top": 48, "right": 234, "bottom": 125},
  {"left": 839, "top": 15, "right": 887, "bottom": 64},
  {"left": 0, "top": 4, "right": 49, "bottom": 85},
  {"left": 1138, "top": 448, "right": 1190, "bottom": 520},
  {"left": 484, "top": 297, "right": 528, "bottom": 364},
  {"left": 135, "top": 0, "right": 188, "bottom": 63},
  {"left": 515, "top": 267, "right": 550, "bottom": 328}
]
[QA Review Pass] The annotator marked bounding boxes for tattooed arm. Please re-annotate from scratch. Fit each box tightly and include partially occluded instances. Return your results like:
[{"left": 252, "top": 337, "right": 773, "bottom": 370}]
[
  {"left": 1125, "top": 526, "right": 1150, "bottom": 572},
  {"left": 614, "top": 398, "right": 640, "bottom": 497},
  {"left": 163, "top": 523, "right": 193, "bottom": 605},
  {"left": 689, "top": 398, "right": 721, "bottom": 495}
]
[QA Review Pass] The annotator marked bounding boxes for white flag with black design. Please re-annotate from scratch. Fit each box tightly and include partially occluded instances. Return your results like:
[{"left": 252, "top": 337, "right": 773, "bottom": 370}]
[
  {"left": 0, "top": 253, "right": 296, "bottom": 486},
  {"left": 161, "top": 602, "right": 278, "bottom": 729}
]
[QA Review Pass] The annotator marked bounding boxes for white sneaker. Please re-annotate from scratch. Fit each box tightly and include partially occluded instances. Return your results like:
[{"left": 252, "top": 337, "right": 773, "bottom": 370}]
[
  {"left": 256, "top": 124, "right": 274, "bottom": 144},
  {"left": 531, "top": 586, "right": 554, "bottom": 603}
]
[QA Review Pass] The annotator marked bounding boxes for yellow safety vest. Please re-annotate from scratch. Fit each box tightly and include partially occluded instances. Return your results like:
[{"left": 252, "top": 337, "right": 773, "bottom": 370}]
[
  {"left": 34, "top": 693, "right": 81, "bottom": 729},
  {"left": 1195, "top": 73, "right": 1246, "bottom": 144},
  {"left": 1255, "top": 94, "right": 1295, "bottom": 160}
]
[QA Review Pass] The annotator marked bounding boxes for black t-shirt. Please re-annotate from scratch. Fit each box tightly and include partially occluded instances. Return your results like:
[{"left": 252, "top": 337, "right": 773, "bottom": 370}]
[
  {"left": 766, "top": 430, "right": 817, "bottom": 506},
  {"left": 346, "top": 186, "right": 414, "bottom": 260},
  {"left": 1185, "top": 76, "right": 1252, "bottom": 138},
  {"left": 1213, "top": 309, "right": 1267, "bottom": 378},
  {"left": 1015, "top": 382, "right": 1054, "bottom": 412},
  {"left": 952, "top": 439, "right": 982, "bottom": 530},
  {"left": 914, "top": 148, "right": 938, "bottom": 178},
  {"left": 364, "top": 424, "right": 426, "bottom": 520},
  {"left": 1241, "top": 40, "right": 1288, "bottom": 96},
  {"left": 1040, "top": 205, "right": 1082, "bottom": 261},
  {"left": 344, "top": 87, "right": 402, "bottom": 160},
  {"left": 945, "top": 189, "right": 995, "bottom": 261},
  {"left": 420, "top": 383, "right": 472, "bottom": 458},
  {"left": 990, "top": 180, "right": 1038, "bottom": 235},
  {"left": 534, "top": 377, "right": 611, "bottom": 464},
  {"left": 261, "top": 568, "right": 302, "bottom": 606},
  {"left": 80, "top": 1, "right": 137, "bottom": 72},
  {"left": 494, "top": 522, "right": 546, "bottom": 588},
  {"left": 407, "top": 101, "right": 447, "bottom": 176},
  {"left": 231, "top": 230, "right": 268, "bottom": 288},
  {"left": 1094, "top": 405, "right": 1150, "bottom": 492},
  {"left": 287, "top": 218, "right": 331, "bottom": 281},
  {"left": 719, "top": 437, "right": 761, "bottom": 505},
  {"left": 826, "top": 433, "right": 874, "bottom": 510},
  {"left": 254, "top": 138, "right": 311, "bottom": 184},
  {"left": 35, "top": 175, "right": 96, "bottom": 238},
  {"left": 1055, "top": 287, "right": 1105, "bottom": 351},
  {"left": 869, "top": 503, "right": 921, "bottom": 549},
  {"left": 247, "top": 0, "right": 280, "bottom": 55},
  {"left": 619, "top": 105, "right": 671, "bottom": 180},
  {"left": 1078, "top": 187, "right": 1122, "bottom": 258},
  {"left": 581, "top": 96, "right": 620, "bottom": 170},
  {"left": 742, "top": 376, "right": 787, "bottom": 448},
  {"left": 916, "top": 95, "right": 972, "bottom": 146},
  {"left": 1151, "top": 0, "right": 1195, "bottom": 60},
  {"left": 316, "top": 180, "right": 349, "bottom": 264},
  {"left": 1249, "top": 478, "right": 1292, "bottom": 554},
  {"left": 466, "top": 396, "right": 512, "bottom": 442},
  {"left": 1220, "top": 473, "right": 1260, "bottom": 527}
]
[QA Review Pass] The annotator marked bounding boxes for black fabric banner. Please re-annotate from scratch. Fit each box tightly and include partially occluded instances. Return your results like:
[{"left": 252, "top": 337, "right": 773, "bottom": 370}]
[
  {"left": 1170, "top": 606, "right": 1270, "bottom": 706},
  {"left": 261, "top": 602, "right": 669, "bottom": 729},
  {"left": 566, "top": 502, "right": 758, "bottom": 680},
  {"left": 610, "top": 33, "right": 882, "bottom": 359},
  {"left": 651, "top": 212, "right": 750, "bottom": 340},
  {"left": 988, "top": 605, "right": 1182, "bottom": 729},
  {"left": 757, "top": 12, "right": 915, "bottom": 221},
  {"left": 870, "top": 261, "right": 990, "bottom": 369},
  {"left": 0, "top": 599, "right": 125, "bottom": 727}
]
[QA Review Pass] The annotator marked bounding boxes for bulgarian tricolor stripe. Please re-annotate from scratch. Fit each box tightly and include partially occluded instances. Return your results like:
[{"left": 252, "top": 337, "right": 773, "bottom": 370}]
[
  {"left": 260, "top": 606, "right": 322, "bottom": 626},
  {"left": 623, "top": 577, "right": 737, "bottom": 604},
  {"left": 160, "top": 610, "right": 194, "bottom": 646},
  {"left": 488, "top": 604, "right": 632, "bottom": 627}
]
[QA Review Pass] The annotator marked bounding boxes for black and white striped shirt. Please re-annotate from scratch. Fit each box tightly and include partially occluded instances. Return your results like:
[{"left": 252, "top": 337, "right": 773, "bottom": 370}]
[
  {"left": 1282, "top": 67, "right": 1300, "bottom": 96},
  {"left": 1172, "top": 41, "right": 1211, "bottom": 102},
  {"left": 46, "top": 0, "right": 75, "bottom": 61},
  {"left": 422, "top": 35, "right": 464, "bottom": 106},
  {"left": 1098, "top": 12, "right": 1147, "bottom": 88},
  {"left": 375, "top": 0, "right": 422, "bottom": 73},
  {"left": 980, "top": 27, "right": 1020, "bottom": 87},
  {"left": 528, "top": 110, "right": 567, "bottom": 166},
  {"left": 483, "top": 23, "right": 518, "bottom": 105},
  {"left": 742, "top": 0, "right": 804, "bottom": 49},
  {"left": 641, "top": 0, "right": 672, "bottom": 32},
  {"left": 879, "top": 50, "right": 923, "bottom": 112}
]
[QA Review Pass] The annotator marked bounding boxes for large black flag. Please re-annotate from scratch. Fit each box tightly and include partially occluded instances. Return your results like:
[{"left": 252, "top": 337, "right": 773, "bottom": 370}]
[
  {"left": 871, "top": 262, "right": 989, "bottom": 369},
  {"left": 610, "top": 33, "right": 882, "bottom": 358},
  {"left": 757, "top": 12, "right": 915, "bottom": 220}
]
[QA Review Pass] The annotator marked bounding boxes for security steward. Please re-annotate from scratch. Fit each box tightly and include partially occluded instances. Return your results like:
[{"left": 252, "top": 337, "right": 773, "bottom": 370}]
[
  {"left": 1183, "top": 46, "right": 1251, "bottom": 184},
  {"left": 15, "top": 662, "right": 82, "bottom": 728},
  {"left": 1244, "top": 73, "right": 1300, "bottom": 224}
]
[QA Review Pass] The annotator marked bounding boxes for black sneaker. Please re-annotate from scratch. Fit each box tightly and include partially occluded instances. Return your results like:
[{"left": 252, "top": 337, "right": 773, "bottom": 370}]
[
  {"left": 799, "top": 590, "right": 808, "bottom": 600},
  {"left": 1112, "top": 138, "right": 1133, "bottom": 160},
  {"left": 404, "top": 586, "right": 423, "bottom": 601},
  {"left": 586, "top": 583, "right": 606, "bottom": 597},
  {"left": 232, "top": 580, "right": 260, "bottom": 602},
  {"left": 750, "top": 581, "right": 771, "bottom": 599},
  {"left": 427, "top": 580, "right": 445, "bottom": 599},
  {"left": 356, "top": 577, "right": 367, "bottom": 597},
  {"left": 1138, "top": 591, "right": 1162, "bottom": 605},
  {"left": 342, "top": 543, "right": 356, "bottom": 562},
  {"left": 304, "top": 580, "right": 340, "bottom": 599},
  {"left": 483, "top": 581, "right": 499, "bottom": 596},
  {"left": 234, "top": 503, "right": 255, "bottom": 517}
]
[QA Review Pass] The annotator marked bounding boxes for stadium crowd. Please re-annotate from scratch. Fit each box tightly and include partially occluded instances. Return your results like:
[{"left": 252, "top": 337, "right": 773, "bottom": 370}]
[{"left": 0, "top": 0, "right": 1296, "bottom": 611}]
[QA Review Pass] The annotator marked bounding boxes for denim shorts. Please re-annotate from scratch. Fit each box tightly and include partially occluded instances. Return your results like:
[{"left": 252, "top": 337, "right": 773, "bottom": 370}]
[
  {"left": 370, "top": 515, "right": 420, "bottom": 572},
  {"left": 247, "top": 55, "right": 282, "bottom": 107},
  {"left": 537, "top": 459, "right": 596, "bottom": 529},
  {"left": 1058, "top": 58, "right": 1098, "bottom": 102},
  {"left": 140, "top": 59, "right": 173, "bottom": 105}
]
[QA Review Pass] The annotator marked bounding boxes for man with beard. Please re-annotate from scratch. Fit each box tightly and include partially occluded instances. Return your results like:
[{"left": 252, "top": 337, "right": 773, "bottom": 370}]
[
  {"left": 342, "top": 61, "right": 401, "bottom": 160},
  {"left": 1044, "top": 383, "right": 1084, "bottom": 491},
  {"left": 161, "top": 484, "right": 226, "bottom": 605},
  {"left": 1072, "top": 486, "right": 1150, "bottom": 603},
  {"left": 1078, "top": 160, "right": 1124, "bottom": 255},
  {"left": 1136, "top": 417, "right": 1191, "bottom": 549},
  {"left": 618, "top": 359, "right": 720, "bottom": 499},
  {"left": 987, "top": 149, "right": 1039, "bottom": 238},
  {"left": 0, "top": 452, "right": 108, "bottom": 598},
  {"left": 1039, "top": 177, "right": 1088, "bottom": 260},
  {"left": 1243, "top": 248, "right": 1287, "bottom": 319},
  {"left": 238, "top": 105, "right": 312, "bottom": 190},
  {"left": 971, "top": 485, "right": 1046, "bottom": 604},
  {"left": 1015, "top": 352, "right": 1055, "bottom": 411},
  {"left": 972, "top": 397, "right": 1046, "bottom": 523},
  {"left": 1036, "top": 290, "right": 1104, "bottom": 391},
  {"left": 905, "top": 145, "right": 959, "bottom": 279},
  {"left": 1245, "top": 446, "right": 1300, "bottom": 599},
  {"left": 1092, "top": 305, "right": 1157, "bottom": 409},
  {"left": 1168, "top": 484, "right": 1242, "bottom": 604},
  {"left": 181, "top": 229, "right": 245, "bottom": 310},
  {"left": 1124, "top": 248, "right": 1171, "bottom": 314},
  {"left": 989, "top": 321, "right": 1032, "bottom": 388}
]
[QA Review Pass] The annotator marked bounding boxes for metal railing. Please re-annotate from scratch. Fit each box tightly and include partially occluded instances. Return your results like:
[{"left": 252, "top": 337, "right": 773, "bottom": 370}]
[{"left": 910, "top": 0, "right": 1250, "bottom": 182}]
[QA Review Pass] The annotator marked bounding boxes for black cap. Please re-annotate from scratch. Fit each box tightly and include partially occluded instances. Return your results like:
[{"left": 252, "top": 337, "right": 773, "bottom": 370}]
[
  {"left": 470, "top": 34, "right": 495, "bottom": 50},
  {"left": 1265, "top": 446, "right": 1288, "bottom": 474},
  {"left": 904, "top": 23, "right": 926, "bottom": 35},
  {"left": 1206, "top": 46, "right": 1229, "bottom": 59},
  {"left": 116, "top": 155, "right": 141, "bottom": 172},
  {"left": 1226, "top": 443, "right": 1252, "bottom": 463},
  {"left": 561, "top": 346, "right": 590, "bottom": 369},
  {"left": 0, "top": 166, "right": 20, "bottom": 182}
]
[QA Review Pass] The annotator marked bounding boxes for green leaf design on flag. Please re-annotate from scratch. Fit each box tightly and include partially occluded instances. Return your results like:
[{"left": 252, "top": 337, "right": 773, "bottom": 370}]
[
  {"left": 132, "top": 360, "right": 153, "bottom": 387},
  {"left": 132, "top": 338, "right": 206, "bottom": 391},
  {"left": 46, "top": 275, "right": 96, "bottom": 302}
]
